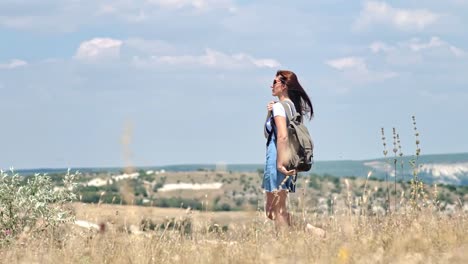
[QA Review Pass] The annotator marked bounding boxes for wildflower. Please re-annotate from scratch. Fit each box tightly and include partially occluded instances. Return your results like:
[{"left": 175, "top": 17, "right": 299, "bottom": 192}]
[{"left": 338, "top": 247, "right": 350, "bottom": 263}]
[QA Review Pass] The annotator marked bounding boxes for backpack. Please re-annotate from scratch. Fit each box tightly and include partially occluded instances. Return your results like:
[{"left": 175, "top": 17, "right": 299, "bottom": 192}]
[{"left": 268, "top": 100, "right": 314, "bottom": 172}]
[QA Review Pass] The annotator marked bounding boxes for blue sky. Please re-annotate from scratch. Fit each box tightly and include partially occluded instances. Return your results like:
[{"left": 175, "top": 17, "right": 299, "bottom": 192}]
[{"left": 1, "top": 0, "right": 468, "bottom": 169}]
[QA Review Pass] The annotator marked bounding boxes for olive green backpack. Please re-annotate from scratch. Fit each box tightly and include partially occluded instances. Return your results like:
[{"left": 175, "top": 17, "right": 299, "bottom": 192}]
[{"left": 279, "top": 100, "right": 314, "bottom": 172}]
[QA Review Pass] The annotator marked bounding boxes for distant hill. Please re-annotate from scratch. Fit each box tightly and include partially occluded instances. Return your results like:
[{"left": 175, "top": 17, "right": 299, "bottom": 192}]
[
  {"left": 142, "top": 153, "right": 468, "bottom": 186},
  {"left": 12, "top": 152, "right": 468, "bottom": 186},
  {"left": 313, "top": 153, "right": 468, "bottom": 186}
]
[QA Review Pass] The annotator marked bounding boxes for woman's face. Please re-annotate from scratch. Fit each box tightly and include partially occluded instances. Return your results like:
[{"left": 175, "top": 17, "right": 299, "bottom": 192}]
[{"left": 271, "top": 76, "right": 286, "bottom": 97}]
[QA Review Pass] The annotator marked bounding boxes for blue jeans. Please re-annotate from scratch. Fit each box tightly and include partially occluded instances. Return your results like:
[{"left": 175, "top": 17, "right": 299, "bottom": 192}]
[{"left": 262, "top": 134, "right": 296, "bottom": 193}]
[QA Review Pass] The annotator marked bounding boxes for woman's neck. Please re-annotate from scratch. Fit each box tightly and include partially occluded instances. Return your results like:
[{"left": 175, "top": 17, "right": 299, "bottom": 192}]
[{"left": 277, "top": 94, "right": 290, "bottom": 101}]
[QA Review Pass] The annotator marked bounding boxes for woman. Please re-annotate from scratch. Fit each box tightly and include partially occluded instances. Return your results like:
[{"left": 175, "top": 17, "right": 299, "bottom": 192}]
[{"left": 262, "top": 70, "right": 314, "bottom": 227}]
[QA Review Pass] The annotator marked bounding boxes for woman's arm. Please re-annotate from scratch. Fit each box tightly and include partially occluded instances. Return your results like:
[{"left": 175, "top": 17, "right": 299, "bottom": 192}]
[{"left": 274, "top": 115, "right": 296, "bottom": 176}]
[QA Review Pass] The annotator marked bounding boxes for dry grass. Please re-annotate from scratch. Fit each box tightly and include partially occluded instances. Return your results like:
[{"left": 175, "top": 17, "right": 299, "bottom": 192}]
[
  {"left": 72, "top": 203, "right": 256, "bottom": 227},
  {"left": 1, "top": 201, "right": 467, "bottom": 264}
]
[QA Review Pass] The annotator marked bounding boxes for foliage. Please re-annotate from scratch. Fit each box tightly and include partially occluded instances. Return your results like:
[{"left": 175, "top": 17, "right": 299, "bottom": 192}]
[
  {"left": 0, "top": 169, "right": 78, "bottom": 243},
  {"left": 214, "top": 203, "right": 232, "bottom": 211},
  {"left": 308, "top": 174, "right": 321, "bottom": 190},
  {"left": 155, "top": 197, "right": 202, "bottom": 210}
]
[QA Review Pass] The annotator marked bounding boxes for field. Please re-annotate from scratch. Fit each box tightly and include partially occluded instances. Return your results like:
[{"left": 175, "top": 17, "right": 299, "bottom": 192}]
[
  {"left": 2, "top": 203, "right": 468, "bottom": 263},
  {"left": 1, "top": 170, "right": 468, "bottom": 263}
]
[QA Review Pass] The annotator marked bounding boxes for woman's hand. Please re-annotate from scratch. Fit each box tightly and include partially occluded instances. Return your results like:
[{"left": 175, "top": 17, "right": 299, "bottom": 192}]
[
  {"left": 267, "top": 101, "right": 275, "bottom": 112},
  {"left": 278, "top": 166, "right": 296, "bottom": 176}
]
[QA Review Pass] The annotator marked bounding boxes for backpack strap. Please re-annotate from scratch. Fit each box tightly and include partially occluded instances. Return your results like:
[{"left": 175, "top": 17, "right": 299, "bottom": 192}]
[
  {"left": 266, "top": 118, "right": 275, "bottom": 147},
  {"left": 281, "top": 100, "right": 303, "bottom": 124},
  {"left": 279, "top": 100, "right": 298, "bottom": 124}
]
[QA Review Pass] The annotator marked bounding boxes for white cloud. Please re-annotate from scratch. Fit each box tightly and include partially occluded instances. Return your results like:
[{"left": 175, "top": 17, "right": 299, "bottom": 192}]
[
  {"left": 449, "top": 46, "right": 466, "bottom": 57},
  {"left": 326, "top": 56, "right": 397, "bottom": 83},
  {"left": 326, "top": 57, "right": 367, "bottom": 71},
  {"left": 132, "top": 48, "right": 280, "bottom": 69},
  {"left": 407, "top": 36, "right": 443, "bottom": 51},
  {"left": 405, "top": 37, "right": 466, "bottom": 58},
  {"left": 250, "top": 58, "right": 280, "bottom": 68},
  {"left": 74, "top": 38, "right": 123, "bottom": 62},
  {"left": 354, "top": 1, "right": 439, "bottom": 31},
  {"left": 371, "top": 37, "right": 467, "bottom": 58},
  {"left": 0, "top": 59, "right": 28, "bottom": 69},
  {"left": 71, "top": 37, "right": 280, "bottom": 69}
]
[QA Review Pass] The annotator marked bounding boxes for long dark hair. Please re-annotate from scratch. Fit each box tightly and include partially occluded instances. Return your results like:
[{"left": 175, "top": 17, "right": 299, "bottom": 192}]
[{"left": 276, "top": 70, "right": 314, "bottom": 120}]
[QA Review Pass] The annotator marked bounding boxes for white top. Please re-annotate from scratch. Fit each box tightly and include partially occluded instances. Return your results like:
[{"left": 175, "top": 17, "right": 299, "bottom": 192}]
[{"left": 265, "top": 100, "right": 295, "bottom": 133}]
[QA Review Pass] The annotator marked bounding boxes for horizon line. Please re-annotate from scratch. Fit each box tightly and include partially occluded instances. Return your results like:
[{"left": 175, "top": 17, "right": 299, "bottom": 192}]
[{"left": 7, "top": 151, "right": 468, "bottom": 172}]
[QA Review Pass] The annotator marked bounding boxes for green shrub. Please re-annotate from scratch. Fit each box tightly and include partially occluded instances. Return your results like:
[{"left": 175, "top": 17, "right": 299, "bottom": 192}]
[
  {"left": 248, "top": 198, "right": 259, "bottom": 206},
  {"left": 156, "top": 197, "right": 202, "bottom": 210},
  {"left": 213, "top": 196, "right": 221, "bottom": 205},
  {"left": 0, "top": 169, "right": 78, "bottom": 243},
  {"left": 105, "top": 183, "right": 119, "bottom": 193},
  {"left": 456, "top": 186, "right": 468, "bottom": 196},
  {"left": 134, "top": 185, "right": 147, "bottom": 197},
  {"left": 445, "top": 185, "right": 456, "bottom": 192},
  {"left": 80, "top": 192, "right": 101, "bottom": 203},
  {"left": 153, "top": 182, "right": 164, "bottom": 192},
  {"left": 214, "top": 203, "right": 231, "bottom": 211},
  {"left": 332, "top": 177, "right": 340, "bottom": 187},
  {"left": 78, "top": 185, "right": 101, "bottom": 192},
  {"left": 308, "top": 175, "right": 321, "bottom": 190},
  {"left": 234, "top": 198, "right": 244, "bottom": 207}
]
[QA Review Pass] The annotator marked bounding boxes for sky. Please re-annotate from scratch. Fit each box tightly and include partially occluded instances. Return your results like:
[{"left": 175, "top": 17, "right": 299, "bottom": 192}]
[{"left": 1, "top": 0, "right": 468, "bottom": 169}]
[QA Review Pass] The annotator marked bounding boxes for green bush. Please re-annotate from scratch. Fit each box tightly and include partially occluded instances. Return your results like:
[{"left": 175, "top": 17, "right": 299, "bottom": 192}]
[
  {"left": 308, "top": 175, "right": 321, "bottom": 190},
  {"left": 105, "top": 183, "right": 119, "bottom": 193},
  {"left": 80, "top": 192, "right": 101, "bottom": 203},
  {"left": 456, "top": 186, "right": 468, "bottom": 196},
  {"left": 445, "top": 185, "right": 456, "bottom": 192},
  {"left": 134, "top": 185, "right": 147, "bottom": 197},
  {"left": 234, "top": 198, "right": 244, "bottom": 207},
  {"left": 0, "top": 169, "right": 78, "bottom": 243},
  {"left": 155, "top": 197, "right": 202, "bottom": 210},
  {"left": 153, "top": 182, "right": 164, "bottom": 192},
  {"left": 248, "top": 198, "right": 259, "bottom": 206},
  {"left": 78, "top": 185, "right": 101, "bottom": 192},
  {"left": 214, "top": 203, "right": 231, "bottom": 211}
]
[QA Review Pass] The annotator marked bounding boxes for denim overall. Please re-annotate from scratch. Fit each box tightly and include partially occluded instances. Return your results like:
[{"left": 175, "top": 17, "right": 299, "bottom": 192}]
[{"left": 262, "top": 120, "right": 296, "bottom": 193}]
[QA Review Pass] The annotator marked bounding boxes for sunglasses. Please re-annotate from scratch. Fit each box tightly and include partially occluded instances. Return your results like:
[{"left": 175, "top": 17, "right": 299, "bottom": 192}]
[{"left": 273, "top": 79, "right": 284, "bottom": 85}]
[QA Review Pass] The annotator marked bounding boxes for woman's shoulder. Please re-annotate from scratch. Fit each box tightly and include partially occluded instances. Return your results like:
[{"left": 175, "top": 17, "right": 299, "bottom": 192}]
[
  {"left": 274, "top": 99, "right": 295, "bottom": 116},
  {"left": 272, "top": 102, "right": 286, "bottom": 117},
  {"left": 272, "top": 101, "right": 286, "bottom": 110}
]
